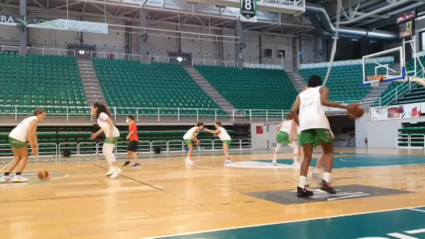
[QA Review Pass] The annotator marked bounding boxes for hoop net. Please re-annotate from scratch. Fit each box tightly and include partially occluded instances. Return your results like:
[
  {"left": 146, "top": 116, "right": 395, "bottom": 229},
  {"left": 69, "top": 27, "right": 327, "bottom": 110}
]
[{"left": 367, "top": 75, "right": 385, "bottom": 88}]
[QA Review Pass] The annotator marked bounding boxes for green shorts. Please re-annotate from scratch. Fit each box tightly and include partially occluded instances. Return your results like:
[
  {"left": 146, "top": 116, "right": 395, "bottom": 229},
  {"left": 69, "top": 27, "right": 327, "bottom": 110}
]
[
  {"left": 276, "top": 132, "right": 290, "bottom": 144},
  {"left": 184, "top": 139, "right": 194, "bottom": 146},
  {"left": 299, "top": 129, "right": 333, "bottom": 146},
  {"left": 9, "top": 137, "right": 26, "bottom": 149},
  {"left": 222, "top": 140, "right": 231, "bottom": 146},
  {"left": 105, "top": 137, "right": 119, "bottom": 145}
]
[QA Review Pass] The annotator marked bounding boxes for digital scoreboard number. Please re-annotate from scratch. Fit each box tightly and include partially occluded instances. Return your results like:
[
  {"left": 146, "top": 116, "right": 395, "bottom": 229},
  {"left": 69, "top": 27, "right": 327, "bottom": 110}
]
[{"left": 399, "top": 20, "right": 414, "bottom": 39}]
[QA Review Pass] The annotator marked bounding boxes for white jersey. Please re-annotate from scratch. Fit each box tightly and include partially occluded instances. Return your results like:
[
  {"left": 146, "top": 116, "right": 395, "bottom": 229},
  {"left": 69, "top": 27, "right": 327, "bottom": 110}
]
[
  {"left": 218, "top": 127, "right": 231, "bottom": 141},
  {"left": 9, "top": 116, "right": 38, "bottom": 142},
  {"left": 97, "top": 112, "right": 120, "bottom": 137},
  {"left": 280, "top": 120, "right": 292, "bottom": 134},
  {"left": 298, "top": 87, "right": 329, "bottom": 131},
  {"left": 183, "top": 126, "right": 198, "bottom": 140}
]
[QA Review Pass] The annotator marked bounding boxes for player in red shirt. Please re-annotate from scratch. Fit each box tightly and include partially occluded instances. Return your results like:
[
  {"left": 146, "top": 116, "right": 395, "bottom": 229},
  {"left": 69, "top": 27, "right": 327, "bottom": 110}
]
[{"left": 123, "top": 116, "right": 140, "bottom": 168}]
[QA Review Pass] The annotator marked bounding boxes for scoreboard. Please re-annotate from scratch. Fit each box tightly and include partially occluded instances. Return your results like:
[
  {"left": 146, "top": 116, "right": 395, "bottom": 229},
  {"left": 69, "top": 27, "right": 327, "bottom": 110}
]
[{"left": 397, "top": 10, "right": 416, "bottom": 39}]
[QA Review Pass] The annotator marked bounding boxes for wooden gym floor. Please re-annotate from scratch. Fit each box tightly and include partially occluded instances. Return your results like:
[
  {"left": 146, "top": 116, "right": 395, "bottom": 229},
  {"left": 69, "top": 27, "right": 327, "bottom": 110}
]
[{"left": 0, "top": 147, "right": 425, "bottom": 239}]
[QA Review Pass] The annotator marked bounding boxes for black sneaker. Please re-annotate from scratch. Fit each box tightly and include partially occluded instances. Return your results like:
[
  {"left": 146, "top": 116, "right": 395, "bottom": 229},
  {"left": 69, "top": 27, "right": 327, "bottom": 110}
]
[
  {"left": 123, "top": 161, "right": 131, "bottom": 167},
  {"left": 321, "top": 180, "right": 336, "bottom": 194},
  {"left": 297, "top": 187, "right": 313, "bottom": 197},
  {"left": 132, "top": 163, "right": 141, "bottom": 168}
]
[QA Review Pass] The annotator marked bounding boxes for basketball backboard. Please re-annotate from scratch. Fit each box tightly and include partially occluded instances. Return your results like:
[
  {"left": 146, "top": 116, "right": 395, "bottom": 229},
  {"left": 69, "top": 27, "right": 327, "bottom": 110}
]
[{"left": 362, "top": 46, "right": 406, "bottom": 87}]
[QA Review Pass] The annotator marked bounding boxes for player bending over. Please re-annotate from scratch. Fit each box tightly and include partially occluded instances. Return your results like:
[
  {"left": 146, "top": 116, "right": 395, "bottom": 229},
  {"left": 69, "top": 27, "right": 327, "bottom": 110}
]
[
  {"left": 204, "top": 122, "right": 232, "bottom": 164},
  {"left": 183, "top": 122, "right": 204, "bottom": 164},
  {"left": 291, "top": 75, "right": 355, "bottom": 197},
  {"left": 1, "top": 109, "right": 46, "bottom": 183},
  {"left": 273, "top": 114, "right": 299, "bottom": 167}
]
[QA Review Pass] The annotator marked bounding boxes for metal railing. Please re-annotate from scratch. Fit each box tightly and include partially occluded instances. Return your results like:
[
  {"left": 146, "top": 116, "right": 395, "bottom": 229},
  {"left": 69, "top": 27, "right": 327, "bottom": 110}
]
[
  {"left": 192, "top": 59, "right": 238, "bottom": 67},
  {"left": 27, "top": 47, "right": 76, "bottom": 57},
  {"left": 0, "top": 101, "right": 366, "bottom": 122},
  {"left": 0, "top": 104, "right": 294, "bottom": 122},
  {"left": 395, "top": 134, "right": 425, "bottom": 149},
  {"left": 0, "top": 139, "right": 254, "bottom": 158},
  {"left": 380, "top": 81, "right": 414, "bottom": 106}
]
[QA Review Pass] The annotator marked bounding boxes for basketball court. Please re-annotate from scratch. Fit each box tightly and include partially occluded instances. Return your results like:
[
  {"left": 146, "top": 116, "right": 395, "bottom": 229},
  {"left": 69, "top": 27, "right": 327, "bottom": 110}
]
[{"left": 1, "top": 148, "right": 425, "bottom": 239}]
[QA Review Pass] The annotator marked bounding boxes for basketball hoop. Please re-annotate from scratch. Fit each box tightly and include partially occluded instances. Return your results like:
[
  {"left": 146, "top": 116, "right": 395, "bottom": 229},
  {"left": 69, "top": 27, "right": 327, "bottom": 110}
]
[{"left": 367, "top": 75, "right": 385, "bottom": 88}]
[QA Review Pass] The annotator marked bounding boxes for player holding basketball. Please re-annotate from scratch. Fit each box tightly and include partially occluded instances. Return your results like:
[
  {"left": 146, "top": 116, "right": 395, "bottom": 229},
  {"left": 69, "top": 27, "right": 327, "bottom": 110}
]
[
  {"left": 273, "top": 114, "right": 299, "bottom": 167},
  {"left": 91, "top": 103, "right": 122, "bottom": 179},
  {"left": 291, "top": 75, "right": 357, "bottom": 197},
  {"left": 0, "top": 109, "right": 46, "bottom": 183},
  {"left": 204, "top": 122, "right": 232, "bottom": 164},
  {"left": 183, "top": 122, "right": 204, "bottom": 164},
  {"left": 123, "top": 116, "right": 141, "bottom": 168}
]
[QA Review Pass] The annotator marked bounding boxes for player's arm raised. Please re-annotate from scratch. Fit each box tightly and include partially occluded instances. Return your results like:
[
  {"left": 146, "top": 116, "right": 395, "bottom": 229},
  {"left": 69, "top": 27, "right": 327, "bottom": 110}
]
[
  {"left": 291, "top": 96, "right": 301, "bottom": 126},
  {"left": 27, "top": 119, "right": 39, "bottom": 156},
  {"left": 205, "top": 128, "right": 219, "bottom": 135}
]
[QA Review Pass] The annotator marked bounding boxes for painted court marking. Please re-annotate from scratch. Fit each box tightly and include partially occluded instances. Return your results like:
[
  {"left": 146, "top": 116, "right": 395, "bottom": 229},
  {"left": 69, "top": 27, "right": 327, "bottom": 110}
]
[{"left": 141, "top": 205, "right": 425, "bottom": 239}]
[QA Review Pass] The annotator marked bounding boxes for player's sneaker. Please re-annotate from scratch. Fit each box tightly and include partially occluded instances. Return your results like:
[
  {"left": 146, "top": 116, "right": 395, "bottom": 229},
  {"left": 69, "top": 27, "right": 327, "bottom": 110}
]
[
  {"left": 224, "top": 159, "right": 232, "bottom": 164},
  {"left": 105, "top": 168, "right": 114, "bottom": 176},
  {"left": 311, "top": 171, "right": 321, "bottom": 184},
  {"left": 123, "top": 161, "right": 131, "bottom": 167},
  {"left": 13, "top": 175, "right": 29, "bottom": 183},
  {"left": 321, "top": 180, "right": 336, "bottom": 194},
  {"left": 131, "top": 163, "right": 141, "bottom": 168},
  {"left": 272, "top": 159, "right": 277, "bottom": 166},
  {"left": 185, "top": 158, "right": 194, "bottom": 165},
  {"left": 297, "top": 187, "right": 313, "bottom": 197},
  {"left": 0, "top": 176, "right": 12, "bottom": 183},
  {"left": 110, "top": 167, "right": 122, "bottom": 179}
]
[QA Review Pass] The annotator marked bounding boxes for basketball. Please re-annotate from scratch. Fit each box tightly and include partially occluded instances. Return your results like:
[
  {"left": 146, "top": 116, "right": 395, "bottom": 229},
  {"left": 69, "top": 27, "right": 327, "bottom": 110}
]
[
  {"left": 38, "top": 170, "right": 50, "bottom": 179},
  {"left": 347, "top": 104, "right": 364, "bottom": 119},
  {"left": 195, "top": 140, "right": 201, "bottom": 146}
]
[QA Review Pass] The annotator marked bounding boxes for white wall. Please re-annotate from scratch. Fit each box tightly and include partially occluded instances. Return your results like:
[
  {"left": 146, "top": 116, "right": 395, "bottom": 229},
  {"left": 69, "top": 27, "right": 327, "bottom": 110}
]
[
  {"left": 366, "top": 116, "right": 424, "bottom": 148},
  {"left": 251, "top": 123, "right": 268, "bottom": 150},
  {"left": 355, "top": 112, "right": 369, "bottom": 147}
]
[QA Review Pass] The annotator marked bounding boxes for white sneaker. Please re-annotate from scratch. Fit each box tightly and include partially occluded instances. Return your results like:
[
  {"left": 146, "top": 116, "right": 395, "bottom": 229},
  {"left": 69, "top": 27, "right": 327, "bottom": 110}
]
[
  {"left": 0, "top": 176, "right": 12, "bottom": 183},
  {"left": 13, "top": 175, "right": 29, "bottom": 183},
  {"left": 185, "top": 158, "right": 194, "bottom": 164},
  {"left": 110, "top": 167, "right": 122, "bottom": 179},
  {"left": 272, "top": 159, "right": 277, "bottom": 166},
  {"left": 224, "top": 159, "right": 232, "bottom": 164},
  {"left": 105, "top": 168, "right": 114, "bottom": 176}
]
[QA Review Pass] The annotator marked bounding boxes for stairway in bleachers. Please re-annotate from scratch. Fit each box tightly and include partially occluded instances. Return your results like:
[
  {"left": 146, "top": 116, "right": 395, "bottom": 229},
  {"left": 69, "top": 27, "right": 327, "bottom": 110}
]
[
  {"left": 184, "top": 66, "right": 235, "bottom": 114},
  {"left": 77, "top": 59, "right": 107, "bottom": 106},
  {"left": 286, "top": 72, "right": 305, "bottom": 93}
]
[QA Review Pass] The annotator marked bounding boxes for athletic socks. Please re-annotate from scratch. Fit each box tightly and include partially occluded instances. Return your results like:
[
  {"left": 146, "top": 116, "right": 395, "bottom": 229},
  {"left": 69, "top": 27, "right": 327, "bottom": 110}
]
[
  {"left": 299, "top": 176, "right": 307, "bottom": 188},
  {"left": 323, "top": 172, "right": 331, "bottom": 183}
]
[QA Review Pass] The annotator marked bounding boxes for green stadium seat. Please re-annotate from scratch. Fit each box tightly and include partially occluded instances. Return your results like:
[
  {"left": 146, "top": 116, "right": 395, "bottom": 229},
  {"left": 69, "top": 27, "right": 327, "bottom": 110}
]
[
  {"left": 194, "top": 65, "right": 297, "bottom": 112},
  {"left": 93, "top": 59, "right": 225, "bottom": 114},
  {"left": 0, "top": 53, "right": 87, "bottom": 115}
]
